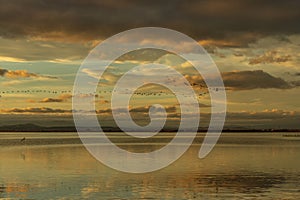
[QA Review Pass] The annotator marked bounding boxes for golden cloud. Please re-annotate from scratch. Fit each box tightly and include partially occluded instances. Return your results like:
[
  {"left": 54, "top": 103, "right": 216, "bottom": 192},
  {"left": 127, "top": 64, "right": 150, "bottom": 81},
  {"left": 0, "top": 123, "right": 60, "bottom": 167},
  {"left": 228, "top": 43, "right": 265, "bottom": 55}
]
[{"left": 0, "top": 68, "right": 57, "bottom": 79}]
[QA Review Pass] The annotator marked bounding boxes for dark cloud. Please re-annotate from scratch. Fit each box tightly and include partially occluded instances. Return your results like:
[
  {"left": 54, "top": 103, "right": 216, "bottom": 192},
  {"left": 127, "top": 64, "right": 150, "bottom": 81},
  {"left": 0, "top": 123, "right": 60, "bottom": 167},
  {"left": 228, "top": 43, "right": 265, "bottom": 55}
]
[
  {"left": 249, "top": 51, "right": 291, "bottom": 65},
  {"left": 96, "top": 107, "right": 137, "bottom": 115},
  {"left": 175, "top": 102, "right": 211, "bottom": 108},
  {"left": 284, "top": 72, "right": 300, "bottom": 77},
  {"left": 0, "top": 68, "right": 57, "bottom": 79},
  {"left": 96, "top": 105, "right": 177, "bottom": 115},
  {"left": 0, "top": 0, "right": 299, "bottom": 46},
  {"left": 0, "top": 68, "right": 7, "bottom": 76},
  {"left": 186, "top": 70, "right": 292, "bottom": 90},
  {"left": 222, "top": 70, "right": 292, "bottom": 90},
  {"left": 39, "top": 98, "right": 64, "bottom": 103},
  {"left": 130, "top": 105, "right": 176, "bottom": 113},
  {"left": 290, "top": 80, "right": 300, "bottom": 87}
]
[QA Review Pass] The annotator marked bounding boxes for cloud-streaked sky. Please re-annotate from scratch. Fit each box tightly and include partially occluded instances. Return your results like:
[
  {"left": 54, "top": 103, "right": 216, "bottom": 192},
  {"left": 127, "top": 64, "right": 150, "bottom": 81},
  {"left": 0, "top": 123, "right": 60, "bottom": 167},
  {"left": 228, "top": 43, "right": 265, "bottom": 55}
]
[{"left": 0, "top": 0, "right": 299, "bottom": 129}]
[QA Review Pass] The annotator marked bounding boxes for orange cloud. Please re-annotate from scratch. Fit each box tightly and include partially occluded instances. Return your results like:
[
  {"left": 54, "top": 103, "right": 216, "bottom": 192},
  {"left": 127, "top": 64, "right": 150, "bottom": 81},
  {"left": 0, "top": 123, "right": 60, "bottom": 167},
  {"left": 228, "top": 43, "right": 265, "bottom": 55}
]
[
  {"left": 58, "top": 94, "right": 73, "bottom": 100},
  {"left": 40, "top": 98, "right": 64, "bottom": 103},
  {"left": 0, "top": 68, "right": 57, "bottom": 79},
  {"left": 199, "top": 39, "right": 239, "bottom": 48},
  {"left": 38, "top": 94, "right": 72, "bottom": 103}
]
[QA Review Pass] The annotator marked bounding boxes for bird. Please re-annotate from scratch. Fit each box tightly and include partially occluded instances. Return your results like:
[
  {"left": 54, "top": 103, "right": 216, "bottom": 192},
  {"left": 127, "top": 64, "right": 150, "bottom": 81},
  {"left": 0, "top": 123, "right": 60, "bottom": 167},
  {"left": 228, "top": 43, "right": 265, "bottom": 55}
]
[{"left": 20, "top": 137, "right": 26, "bottom": 142}]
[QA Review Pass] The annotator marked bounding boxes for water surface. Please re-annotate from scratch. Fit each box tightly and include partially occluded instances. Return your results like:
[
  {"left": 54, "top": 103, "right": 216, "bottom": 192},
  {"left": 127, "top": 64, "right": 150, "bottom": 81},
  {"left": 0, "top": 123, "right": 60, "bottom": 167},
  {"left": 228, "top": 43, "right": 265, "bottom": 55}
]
[{"left": 0, "top": 132, "right": 299, "bottom": 199}]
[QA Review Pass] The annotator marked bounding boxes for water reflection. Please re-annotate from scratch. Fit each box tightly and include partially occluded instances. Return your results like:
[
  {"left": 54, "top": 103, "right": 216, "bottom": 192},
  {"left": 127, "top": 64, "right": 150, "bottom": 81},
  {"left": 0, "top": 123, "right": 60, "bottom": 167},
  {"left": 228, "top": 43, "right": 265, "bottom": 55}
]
[{"left": 0, "top": 133, "right": 299, "bottom": 199}]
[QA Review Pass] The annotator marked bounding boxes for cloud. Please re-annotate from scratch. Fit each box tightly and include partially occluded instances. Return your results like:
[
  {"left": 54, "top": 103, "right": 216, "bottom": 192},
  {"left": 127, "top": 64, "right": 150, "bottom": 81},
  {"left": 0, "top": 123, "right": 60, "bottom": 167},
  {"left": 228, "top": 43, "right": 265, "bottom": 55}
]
[
  {"left": 39, "top": 98, "right": 64, "bottom": 103},
  {"left": 95, "top": 105, "right": 177, "bottom": 115},
  {"left": 37, "top": 93, "right": 72, "bottom": 103},
  {"left": 74, "top": 93, "right": 99, "bottom": 98},
  {"left": 0, "top": 56, "right": 27, "bottom": 62},
  {"left": 199, "top": 38, "right": 246, "bottom": 48},
  {"left": 0, "top": 37, "right": 89, "bottom": 62},
  {"left": 58, "top": 94, "right": 73, "bottom": 100},
  {"left": 0, "top": 107, "right": 72, "bottom": 114},
  {"left": 185, "top": 70, "right": 292, "bottom": 90},
  {"left": 290, "top": 80, "right": 300, "bottom": 87},
  {"left": 25, "top": 94, "right": 73, "bottom": 104},
  {"left": 224, "top": 109, "right": 299, "bottom": 122},
  {"left": 0, "top": 69, "right": 7, "bottom": 76},
  {"left": 0, "top": 0, "right": 299, "bottom": 47},
  {"left": 117, "top": 48, "right": 168, "bottom": 62},
  {"left": 85, "top": 67, "right": 295, "bottom": 91},
  {"left": 222, "top": 70, "right": 292, "bottom": 90},
  {"left": 249, "top": 51, "right": 291, "bottom": 65},
  {"left": 81, "top": 68, "right": 122, "bottom": 86},
  {"left": 96, "top": 108, "right": 114, "bottom": 115},
  {"left": 129, "top": 105, "right": 177, "bottom": 113},
  {"left": 28, "top": 93, "right": 101, "bottom": 105},
  {"left": 175, "top": 102, "right": 211, "bottom": 108},
  {"left": 96, "top": 100, "right": 110, "bottom": 104},
  {"left": 1, "top": 80, "right": 23, "bottom": 86},
  {"left": 0, "top": 68, "right": 57, "bottom": 79}
]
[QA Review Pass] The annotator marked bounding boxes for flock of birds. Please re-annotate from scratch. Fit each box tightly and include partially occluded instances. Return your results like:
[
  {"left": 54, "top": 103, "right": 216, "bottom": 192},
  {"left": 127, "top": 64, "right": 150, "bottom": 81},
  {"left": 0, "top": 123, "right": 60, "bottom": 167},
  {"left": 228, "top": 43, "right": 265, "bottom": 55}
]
[
  {"left": 0, "top": 90, "right": 72, "bottom": 94},
  {"left": 0, "top": 68, "right": 225, "bottom": 99},
  {"left": 0, "top": 83, "right": 223, "bottom": 99}
]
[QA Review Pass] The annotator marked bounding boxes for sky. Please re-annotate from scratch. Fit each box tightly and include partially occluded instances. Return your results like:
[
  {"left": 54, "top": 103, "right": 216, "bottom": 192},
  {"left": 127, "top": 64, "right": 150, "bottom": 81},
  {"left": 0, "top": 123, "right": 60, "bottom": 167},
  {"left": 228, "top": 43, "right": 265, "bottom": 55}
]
[{"left": 0, "top": 0, "right": 299, "bottom": 129}]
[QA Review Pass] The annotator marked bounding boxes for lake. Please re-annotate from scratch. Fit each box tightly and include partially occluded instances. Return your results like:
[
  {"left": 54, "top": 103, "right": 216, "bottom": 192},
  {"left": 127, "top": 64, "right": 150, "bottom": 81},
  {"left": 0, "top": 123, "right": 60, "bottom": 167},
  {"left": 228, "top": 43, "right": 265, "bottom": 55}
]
[{"left": 0, "top": 132, "right": 299, "bottom": 199}]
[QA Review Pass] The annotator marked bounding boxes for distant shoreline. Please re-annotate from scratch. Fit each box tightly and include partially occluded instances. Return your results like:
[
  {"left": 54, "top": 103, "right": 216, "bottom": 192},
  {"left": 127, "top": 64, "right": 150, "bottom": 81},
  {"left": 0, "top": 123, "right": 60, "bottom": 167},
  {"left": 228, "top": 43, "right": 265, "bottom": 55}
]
[
  {"left": 1, "top": 132, "right": 299, "bottom": 147},
  {"left": 0, "top": 123, "right": 299, "bottom": 133}
]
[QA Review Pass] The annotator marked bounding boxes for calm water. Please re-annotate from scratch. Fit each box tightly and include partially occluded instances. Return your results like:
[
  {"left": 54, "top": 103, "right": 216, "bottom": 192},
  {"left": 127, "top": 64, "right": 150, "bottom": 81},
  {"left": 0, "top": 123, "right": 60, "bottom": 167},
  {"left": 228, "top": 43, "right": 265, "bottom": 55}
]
[{"left": 0, "top": 132, "right": 299, "bottom": 199}]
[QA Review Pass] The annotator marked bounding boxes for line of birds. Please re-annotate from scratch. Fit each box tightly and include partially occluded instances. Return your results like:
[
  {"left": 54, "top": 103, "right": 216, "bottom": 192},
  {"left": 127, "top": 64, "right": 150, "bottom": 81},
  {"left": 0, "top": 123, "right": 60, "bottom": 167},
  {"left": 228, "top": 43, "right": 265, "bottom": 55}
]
[
  {"left": 0, "top": 86, "right": 223, "bottom": 98},
  {"left": 1, "top": 90, "right": 72, "bottom": 94}
]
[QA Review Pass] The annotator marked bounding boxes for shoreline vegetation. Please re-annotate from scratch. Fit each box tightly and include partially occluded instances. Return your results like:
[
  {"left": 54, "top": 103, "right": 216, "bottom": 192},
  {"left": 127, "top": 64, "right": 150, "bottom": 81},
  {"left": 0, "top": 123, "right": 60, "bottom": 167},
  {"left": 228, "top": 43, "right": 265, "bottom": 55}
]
[{"left": 0, "top": 123, "right": 299, "bottom": 133}]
